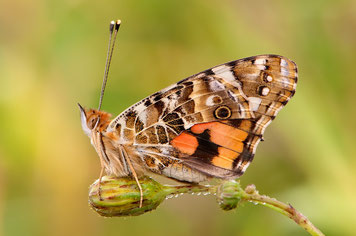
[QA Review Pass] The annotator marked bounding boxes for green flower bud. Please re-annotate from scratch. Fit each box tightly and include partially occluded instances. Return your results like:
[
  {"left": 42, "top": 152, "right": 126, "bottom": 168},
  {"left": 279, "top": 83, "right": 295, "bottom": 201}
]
[
  {"left": 216, "top": 180, "right": 243, "bottom": 211},
  {"left": 88, "top": 176, "right": 243, "bottom": 216},
  {"left": 89, "top": 176, "right": 167, "bottom": 217}
]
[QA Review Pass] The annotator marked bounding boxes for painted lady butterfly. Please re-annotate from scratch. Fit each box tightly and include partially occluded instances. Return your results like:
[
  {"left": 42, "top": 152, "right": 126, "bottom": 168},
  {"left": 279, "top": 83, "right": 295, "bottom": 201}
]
[{"left": 79, "top": 20, "right": 298, "bottom": 203}]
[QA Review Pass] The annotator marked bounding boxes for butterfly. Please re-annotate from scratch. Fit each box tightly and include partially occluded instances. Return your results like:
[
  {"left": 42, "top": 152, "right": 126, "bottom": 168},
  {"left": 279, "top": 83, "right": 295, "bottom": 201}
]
[{"left": 79, "top": 20, "right": 298, "bottom": 205}]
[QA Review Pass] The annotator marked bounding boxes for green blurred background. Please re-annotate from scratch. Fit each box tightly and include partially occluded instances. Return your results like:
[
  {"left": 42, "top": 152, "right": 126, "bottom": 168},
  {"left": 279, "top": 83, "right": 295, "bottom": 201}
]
[{"left": 1, "top": 0, "right": 355, "bottom": 235}]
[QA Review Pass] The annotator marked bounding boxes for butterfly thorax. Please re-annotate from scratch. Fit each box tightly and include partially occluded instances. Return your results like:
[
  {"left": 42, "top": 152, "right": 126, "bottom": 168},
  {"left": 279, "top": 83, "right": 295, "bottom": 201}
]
[{"left": 79, "top": 106, "right": 144, "bottom": 177}]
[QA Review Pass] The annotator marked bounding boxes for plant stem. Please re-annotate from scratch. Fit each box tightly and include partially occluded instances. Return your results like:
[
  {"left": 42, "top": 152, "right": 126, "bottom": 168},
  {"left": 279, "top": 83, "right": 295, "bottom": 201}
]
[
  {"left": 162, "top": 184, "right": 216, "bottom": 196},
  {"left": 163, "top": 182, "right": 324, "bottom": 236},
  {"left": 241, "top": 185, "right": 324, "bottom": 236}
]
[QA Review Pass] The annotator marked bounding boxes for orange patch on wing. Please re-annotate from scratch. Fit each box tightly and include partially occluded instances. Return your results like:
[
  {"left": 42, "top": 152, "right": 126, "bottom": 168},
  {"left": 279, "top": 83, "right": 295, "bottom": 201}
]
[
  {"left": 190, "top": 122, "right": 215, "bottom": 134},
  {"left": 171, "top": 132, "right": 198, "bottom": 155},
  {"left": 191, "top": 122, "right": 248, "bottom": 153},
  {"left": 211, "top": 147, "right": 239, "bottom": 169}
]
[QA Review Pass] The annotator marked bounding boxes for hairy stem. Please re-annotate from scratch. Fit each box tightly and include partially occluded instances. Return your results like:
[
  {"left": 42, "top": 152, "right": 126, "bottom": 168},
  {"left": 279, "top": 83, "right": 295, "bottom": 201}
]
[
  {"left": 163, "top": 182, "right": 324, "bottom": 236},
  {"left": 241, "top": 184, "right": 324, "bottom": 236}
]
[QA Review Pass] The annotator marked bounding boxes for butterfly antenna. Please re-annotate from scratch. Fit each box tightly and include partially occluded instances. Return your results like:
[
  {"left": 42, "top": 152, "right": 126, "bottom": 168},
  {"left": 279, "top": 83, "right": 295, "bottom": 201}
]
[{"left": 98, "top": 19, "right": 121, "bottom": 111}]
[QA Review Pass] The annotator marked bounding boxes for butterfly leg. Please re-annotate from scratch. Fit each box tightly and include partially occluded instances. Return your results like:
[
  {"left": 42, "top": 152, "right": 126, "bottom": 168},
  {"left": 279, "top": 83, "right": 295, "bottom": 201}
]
[
  {"left": 121, "top": 145, "right": 143, "bottom": 208},
  {"left": 129, "top": 165, "right": 143, "bottom": 208},
  {"left": 98, "top": 159, "right": 105, "bottom": 201}
]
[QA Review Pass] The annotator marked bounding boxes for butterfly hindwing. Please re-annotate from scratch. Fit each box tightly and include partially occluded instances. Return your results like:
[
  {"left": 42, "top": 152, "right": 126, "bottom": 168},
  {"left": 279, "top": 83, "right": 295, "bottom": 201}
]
[
  {"left": 171, "top": 119, "right": 257, "bottom": 178},
  {"left": 107, "top": 54, "right": 297, "bottom": 181}
]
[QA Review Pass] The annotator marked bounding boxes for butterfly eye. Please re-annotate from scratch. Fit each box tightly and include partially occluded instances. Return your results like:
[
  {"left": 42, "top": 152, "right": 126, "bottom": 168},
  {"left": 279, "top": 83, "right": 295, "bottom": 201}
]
[
  {"left": 214, "top": 106, "right": 232, "bottom": 119},
  {"left": 88, "top": 117, "right": 99, "bottom": 129}
]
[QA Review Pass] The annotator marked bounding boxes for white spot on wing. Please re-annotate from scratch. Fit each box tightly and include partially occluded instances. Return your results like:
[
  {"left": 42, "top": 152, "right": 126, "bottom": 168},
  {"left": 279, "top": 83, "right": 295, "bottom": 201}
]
[
  {"left": 267, "top": 75, "right": 273, "bottom": 82},
  {"left": 138, "top": 110, "right": 148, "bottom": 126},
  {"left": 280, "top": 58, "right": 288, "bottom": 67},
  {"left": 281, "top": 68, "right": 290, "bottom": 77},
  {"left": 211, "top": 65, "right": 229, "bottom": 74},
  {"left": 261, "top": 87, "right": 270, "bottom": 96},
  {"left": 209, "top": 80, "right": 225, "bottom": 91},
  {"left": 134, "top": 101, "right": 148, "bottom": 113},
  {"left": 212, "top": 65, "right": 239, "bottom": 86},
  {"left": 247, "top": 97, "right": 262, "bottom": 112},
  {"left": 219, "top": 70, "right": 236, "bottom": 83},
  {"left": 206, "top": 95, "right": 221, "bottom": 106},
  {"left": 254, "top": 58, "right": 266, "bottom": 64},
  {"left": 255, "top": 65, "right": 267, "bottom": 70}
]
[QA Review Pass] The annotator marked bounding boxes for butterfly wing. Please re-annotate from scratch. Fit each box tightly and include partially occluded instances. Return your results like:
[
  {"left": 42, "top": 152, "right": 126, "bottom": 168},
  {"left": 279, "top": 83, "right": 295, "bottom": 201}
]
[{"left": 108, "top": 55, "right": 297, "bottom": 182}]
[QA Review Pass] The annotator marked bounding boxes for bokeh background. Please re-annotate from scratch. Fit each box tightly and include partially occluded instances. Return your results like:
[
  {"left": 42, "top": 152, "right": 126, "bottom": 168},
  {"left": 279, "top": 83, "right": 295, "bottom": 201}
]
[{"left": 1, "top": 0, "right": 355, "bottom": 235}]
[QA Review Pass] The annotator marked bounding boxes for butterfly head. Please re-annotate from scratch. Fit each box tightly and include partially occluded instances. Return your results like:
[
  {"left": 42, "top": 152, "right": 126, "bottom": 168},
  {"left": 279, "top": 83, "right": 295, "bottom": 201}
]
[{"left": 78, "top": 103, "right": 112, "bottom": 136}]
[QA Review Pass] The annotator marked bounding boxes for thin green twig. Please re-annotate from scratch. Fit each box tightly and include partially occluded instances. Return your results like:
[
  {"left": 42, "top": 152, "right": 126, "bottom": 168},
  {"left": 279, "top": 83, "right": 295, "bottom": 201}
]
[
  {"left": 241, "top": 184, "right": 324, "bottom": 236},
  {"left": 162, "top": 182, "right": 324, "bottom": 236}
]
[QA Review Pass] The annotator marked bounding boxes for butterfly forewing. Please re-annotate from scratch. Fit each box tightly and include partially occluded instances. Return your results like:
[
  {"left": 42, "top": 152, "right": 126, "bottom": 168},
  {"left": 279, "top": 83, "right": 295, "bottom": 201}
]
[{"left": 107, "top": 54, "right": 297, "bottom": 182}]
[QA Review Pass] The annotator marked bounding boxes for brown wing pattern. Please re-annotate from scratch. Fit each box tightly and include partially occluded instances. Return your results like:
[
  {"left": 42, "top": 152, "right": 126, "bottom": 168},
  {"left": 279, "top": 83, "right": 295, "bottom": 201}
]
[{"left": 108, "top": 55, "right": 297, "bottom": 182}]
